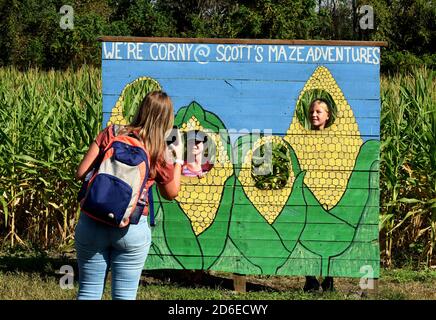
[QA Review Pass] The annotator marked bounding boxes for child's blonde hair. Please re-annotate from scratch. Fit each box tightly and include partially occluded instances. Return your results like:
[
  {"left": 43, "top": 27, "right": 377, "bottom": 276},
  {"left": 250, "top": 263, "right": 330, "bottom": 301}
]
[
  {"left": 310, "top": 99, "right": 330, "bottom": 113},
  {"left": 309, "top": 99, "right": 331, "bottom": 129},
  {"left": 125, "top": 91, "right": 174, "bottom": 178}
]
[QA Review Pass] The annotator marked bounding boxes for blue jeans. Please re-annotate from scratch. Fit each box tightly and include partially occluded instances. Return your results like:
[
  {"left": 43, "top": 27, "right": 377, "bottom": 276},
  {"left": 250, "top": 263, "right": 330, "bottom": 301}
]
[{"left": 74, "top": 212, "right": 151, "bottom": 300}]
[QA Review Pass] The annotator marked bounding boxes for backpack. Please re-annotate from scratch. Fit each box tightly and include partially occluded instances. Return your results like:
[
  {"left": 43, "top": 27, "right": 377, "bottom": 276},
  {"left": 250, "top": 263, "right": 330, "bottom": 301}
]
[{"left": 79, "top": 125, "right": 151, "bottom": 227}]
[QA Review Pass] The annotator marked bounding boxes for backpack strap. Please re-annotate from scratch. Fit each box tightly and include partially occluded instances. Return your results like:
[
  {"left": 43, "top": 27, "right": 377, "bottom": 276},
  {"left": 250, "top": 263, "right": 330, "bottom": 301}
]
[
  {"left": 128, "top": 151, "right": 150, "bottom": 224},
  {"left": 114, "top": 124, "right": 142, "bottom": 141},
  {"left": 77, "top": 129, "right": 109, "bottom": 203},
  {"left": 111, "top": 124, "right": 151, "bottom": 225},
  {"left": 112, "top": 124, "right": 120, "bottom": 136},
  {"left": 148, "top": 186, "right": 155, "bottom": 226},
  {"left": 128, "top": 130, "right": 141, "bottom": 140}
]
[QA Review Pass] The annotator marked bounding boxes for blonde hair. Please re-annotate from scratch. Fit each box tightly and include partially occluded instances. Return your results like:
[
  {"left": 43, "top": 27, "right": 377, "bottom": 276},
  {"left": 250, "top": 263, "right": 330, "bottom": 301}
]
[
  {"left": 123, "top": 91, "right": 174, "bottom": 178},
  {"left": 309, "top": 99, "right": 330, "bottom": 129},
  {"left": 310, "top": 99, "right": 330, "bottom": 113}
]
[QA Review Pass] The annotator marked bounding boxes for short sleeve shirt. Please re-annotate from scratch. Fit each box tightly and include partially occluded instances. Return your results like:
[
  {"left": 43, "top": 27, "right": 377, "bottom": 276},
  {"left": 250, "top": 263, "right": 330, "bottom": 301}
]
[{"left": 94, "top": 125, "right": 174, "bottom": 214}]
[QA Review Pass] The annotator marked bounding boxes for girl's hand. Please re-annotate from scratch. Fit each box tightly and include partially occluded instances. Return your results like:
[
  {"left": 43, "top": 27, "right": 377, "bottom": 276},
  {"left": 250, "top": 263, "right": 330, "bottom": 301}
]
[
  {"left": 160, "top": 129, "right": 183, "bottom": 200},
  {"left": 169, "top": 129, "right": 184, "bottom": 161}
]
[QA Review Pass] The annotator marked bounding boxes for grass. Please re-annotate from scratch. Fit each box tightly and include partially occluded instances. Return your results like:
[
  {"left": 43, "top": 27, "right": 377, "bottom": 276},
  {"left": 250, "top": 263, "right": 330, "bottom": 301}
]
[{"left": 0, "top": 251, "right": 435, "bottom": 300}]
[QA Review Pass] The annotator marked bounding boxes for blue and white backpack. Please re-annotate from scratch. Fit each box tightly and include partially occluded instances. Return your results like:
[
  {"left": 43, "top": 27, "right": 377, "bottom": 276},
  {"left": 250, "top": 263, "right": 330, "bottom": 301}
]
[{"left": 80, "top": 125, "right": 152, "bottom": 227}]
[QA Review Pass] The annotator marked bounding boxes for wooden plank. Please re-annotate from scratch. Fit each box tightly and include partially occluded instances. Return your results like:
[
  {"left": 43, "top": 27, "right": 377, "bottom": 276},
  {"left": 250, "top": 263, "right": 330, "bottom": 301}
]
[
  {"left": 98, "top": 36, "right": 388, "bottom": 47},
  {"left": 102, "top": 96, "right": 381, "bottom": 118},
  {"left": 157, "top": 184, "right": 379, "bottom": 193},
  {"left": 159, "top": 198, "right": 380, "bottom": 213},
  {"left": 103, "top": 116, "right": 380, "bottom": 138},
  {"left": 105, "top": 111, "right": 379, "bottom": 134},
  {"left": 102, "top": 97, "right": 381, "bottom": 119},
  {"left": 146, "top": 250, "right": 380, "bottom": 262},
  {"left": 102, "top": 59, "right": 379, "bottom": 82},
  {"left": 162, "top": 198, "right": 380, "bottom": 208},
  {"left": 162, "top": 202, "right": 380, "bottom": 213},
  {"left": 230, "top": 225, "right": 376, "bottom": 242},
  {"left": 102, "top": 77, "right": 380, "bottom": 99},
  {"left": 100, "top": 42, "right": 383, "bottom": 65},
  {"left": 143, "top": 256, "right": 380, "bottom": 277},
  {"left": 368, "top": 279, "right": 379, "bottom": 297},
  {"left": 158, "top": 216, "right": 379, "bottom": 226},
  {"left": 103, "top": 115, "right": 380, "bottom": 141},
  {"left": 329, "top": 258, "right": 380, "bottom": 278},
  {"left": 155, "top": 237, "right": 378, "bottom": 254},
  {"left": 103, "top": 110, "right": 381, "bottom": 139}
]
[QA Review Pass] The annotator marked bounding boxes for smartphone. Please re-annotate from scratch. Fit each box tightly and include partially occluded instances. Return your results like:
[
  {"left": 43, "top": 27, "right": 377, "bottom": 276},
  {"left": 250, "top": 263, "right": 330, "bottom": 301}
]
[{"left": 166, "top": 125, "right": 179, "bottom": 146}]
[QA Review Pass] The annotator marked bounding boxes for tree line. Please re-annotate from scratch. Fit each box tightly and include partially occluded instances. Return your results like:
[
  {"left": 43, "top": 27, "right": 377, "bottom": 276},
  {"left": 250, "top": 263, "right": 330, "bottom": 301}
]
[{"left": 0, "top": 0, "right": 434, "bottom": 73}]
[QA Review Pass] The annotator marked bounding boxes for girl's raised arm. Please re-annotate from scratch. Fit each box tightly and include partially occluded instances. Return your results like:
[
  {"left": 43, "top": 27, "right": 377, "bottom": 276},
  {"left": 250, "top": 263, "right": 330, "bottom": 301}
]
[{"left": 75, "top": 142, "right": 100, "bottom": 180}]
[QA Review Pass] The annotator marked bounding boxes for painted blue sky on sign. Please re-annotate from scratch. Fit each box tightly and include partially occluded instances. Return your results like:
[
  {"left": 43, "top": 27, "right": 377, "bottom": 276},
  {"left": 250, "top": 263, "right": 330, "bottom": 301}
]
[{"left": 101, "top": 42, "right": 381, "bottom": 143}]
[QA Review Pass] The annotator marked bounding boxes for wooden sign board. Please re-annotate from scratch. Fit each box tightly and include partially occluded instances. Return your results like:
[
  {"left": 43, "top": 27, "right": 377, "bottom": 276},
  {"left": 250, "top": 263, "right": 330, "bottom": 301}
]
[{"left": 100, "top": 37, "right": 386, "bottom": 278}]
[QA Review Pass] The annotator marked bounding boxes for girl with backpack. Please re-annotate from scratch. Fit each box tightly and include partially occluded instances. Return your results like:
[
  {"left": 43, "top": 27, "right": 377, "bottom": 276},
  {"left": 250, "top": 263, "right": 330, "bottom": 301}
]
[{"left": 74, "top": 91, "right": 183, "bottom": 300}]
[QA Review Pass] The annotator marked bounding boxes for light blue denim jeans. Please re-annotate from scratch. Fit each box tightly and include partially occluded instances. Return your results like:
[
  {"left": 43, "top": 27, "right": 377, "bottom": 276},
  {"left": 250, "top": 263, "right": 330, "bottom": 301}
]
[{"left": 74, "top": 212, "right": 151, "bottom": 300}]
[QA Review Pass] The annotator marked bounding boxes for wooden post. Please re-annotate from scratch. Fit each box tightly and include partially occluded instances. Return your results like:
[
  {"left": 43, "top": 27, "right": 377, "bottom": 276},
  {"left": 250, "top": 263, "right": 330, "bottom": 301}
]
[
  {"left": 233, "top": 273, "right": 246, "bottom": 293},
  {"left": 361, "top": 278, "right": 379, "bottom": 298},
  {"left": 369, "top": 278, "right": 379, "bottom": 298}
]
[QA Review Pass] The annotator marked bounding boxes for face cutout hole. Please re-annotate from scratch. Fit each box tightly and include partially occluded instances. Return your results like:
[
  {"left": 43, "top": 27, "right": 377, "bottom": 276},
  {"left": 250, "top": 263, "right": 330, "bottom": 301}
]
[
  {"left": 251, "top": 142, "right": 291, "bottom": 190},
  {"left": 181, "top": 130, "right": 215, "bottom": 177},
  {"left": 296, "top": 89, "right": 337, "bottom": 130},
  {"left": 118, "top": 78, "right": 161, "bottom": 123}
]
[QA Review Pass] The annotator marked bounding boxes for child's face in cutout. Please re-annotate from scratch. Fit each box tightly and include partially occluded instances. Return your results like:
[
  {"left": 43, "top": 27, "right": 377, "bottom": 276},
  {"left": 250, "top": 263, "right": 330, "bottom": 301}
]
[{"left": 310, "top": 102, "right": 330, "bottom": 130}]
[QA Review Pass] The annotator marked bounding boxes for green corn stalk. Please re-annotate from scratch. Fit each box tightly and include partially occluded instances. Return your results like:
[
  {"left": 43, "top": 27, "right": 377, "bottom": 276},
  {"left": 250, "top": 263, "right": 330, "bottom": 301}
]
[
  {"left": 252, "top": 142, "right": 291, "bottom": 190},
  {"left": 380, "top": 67, "right": 435, "bottom": 267},
  {"left": 0, "top": 66, "right": 101, "bottom": 249},
  {"left": 121, "top": 79, "right": 161, "bottom": 123}
]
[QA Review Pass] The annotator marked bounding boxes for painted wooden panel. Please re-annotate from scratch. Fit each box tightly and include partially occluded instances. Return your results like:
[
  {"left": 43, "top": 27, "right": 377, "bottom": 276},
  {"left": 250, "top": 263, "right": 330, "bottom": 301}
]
[
  {"left": 100, "top": 38, "right": 381, "bottom": 278},
  {"left": 102, "top": 59, "right": 379, "bottom": 81},
  {"left": 103, "top": 77, "right": 380, "bottom": 100},
  {"left": 101, "top": 42, "right": 381, "bottom": 65}
]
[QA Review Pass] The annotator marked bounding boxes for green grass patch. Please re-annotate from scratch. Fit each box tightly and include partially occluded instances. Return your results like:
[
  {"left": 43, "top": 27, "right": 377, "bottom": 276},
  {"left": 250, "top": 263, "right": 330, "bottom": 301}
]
[{"left": 0, "top": 252, "right": 435, "bottom": 300}]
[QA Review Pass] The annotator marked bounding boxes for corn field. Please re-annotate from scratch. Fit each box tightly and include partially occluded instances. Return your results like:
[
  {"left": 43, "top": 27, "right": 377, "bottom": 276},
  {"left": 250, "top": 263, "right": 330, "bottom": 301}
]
[
  {"left": 380, "top": 68, "right": 436, "bottom": 267},
  {"left": 0, "top": 66, "right": 434, "bottom": 267},
  {"left": 0, "top": 67, "right": 102, "bottom": 251}
]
